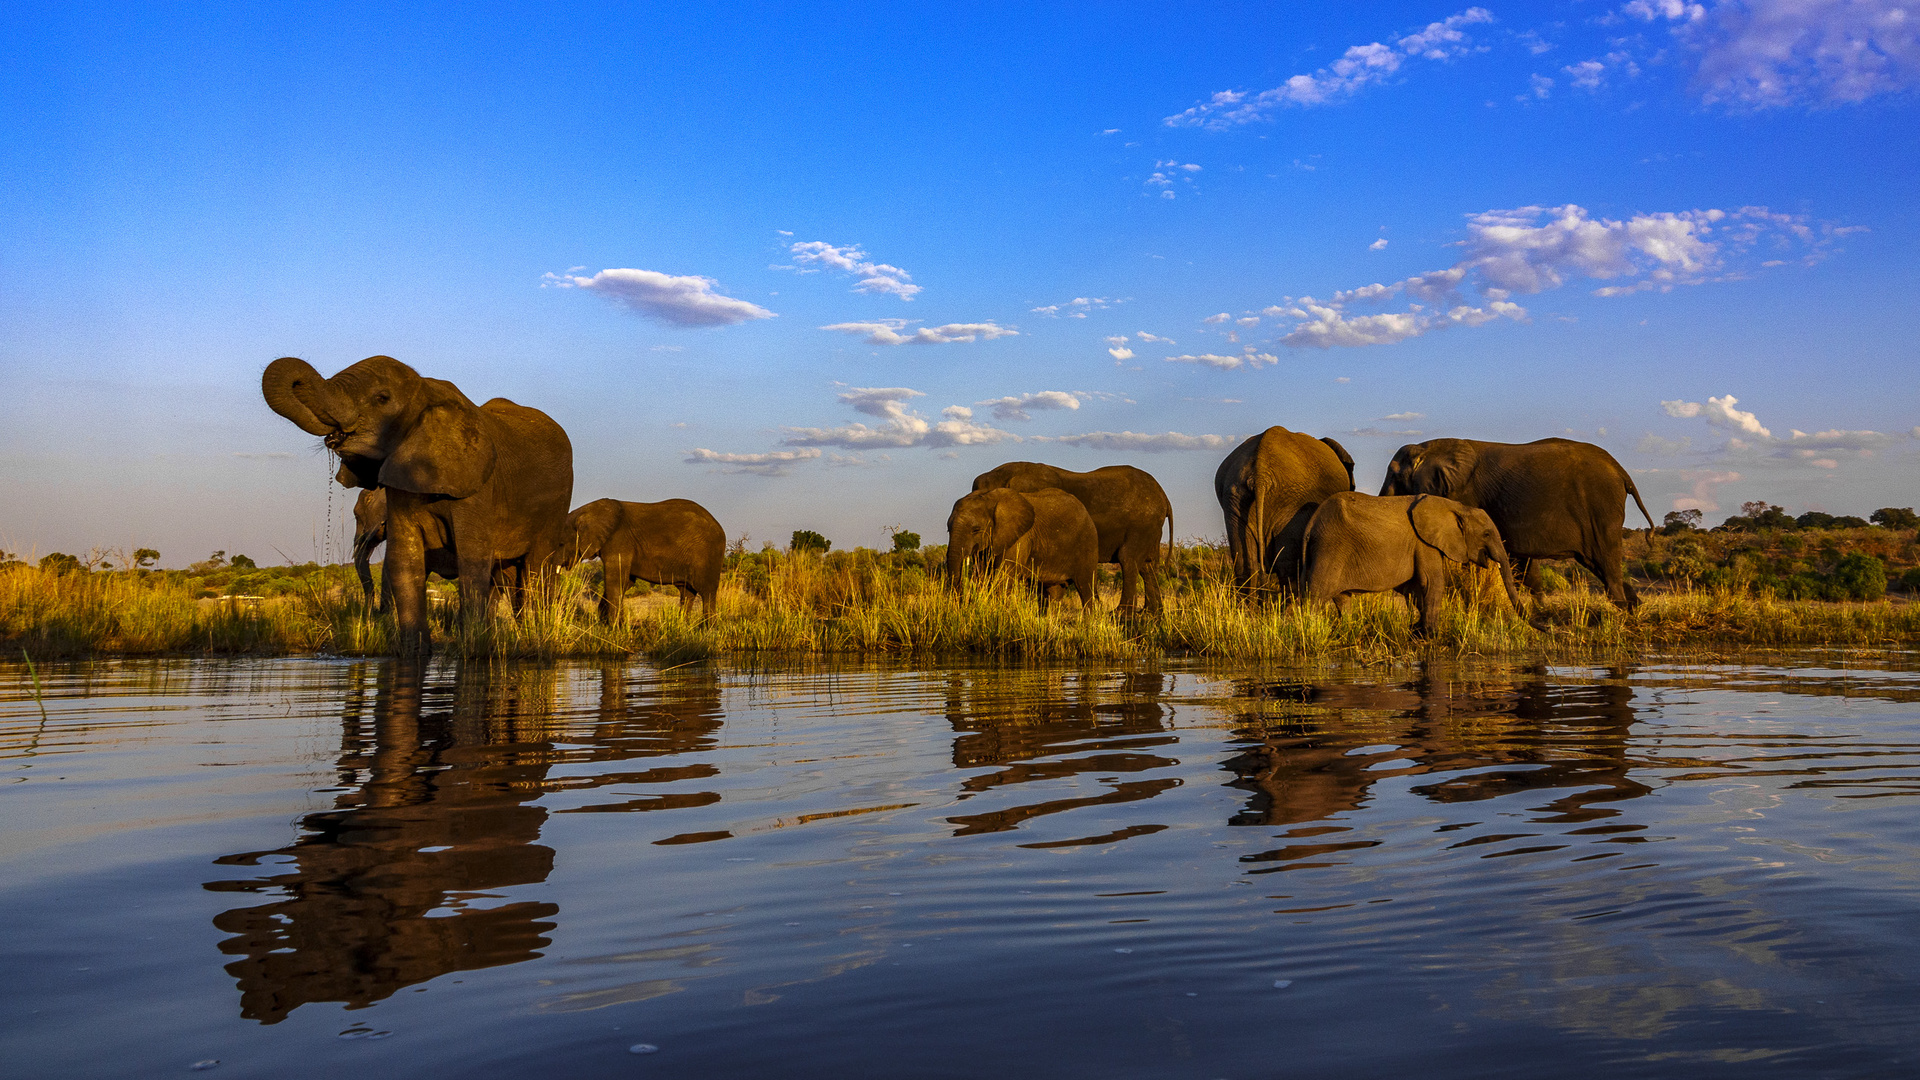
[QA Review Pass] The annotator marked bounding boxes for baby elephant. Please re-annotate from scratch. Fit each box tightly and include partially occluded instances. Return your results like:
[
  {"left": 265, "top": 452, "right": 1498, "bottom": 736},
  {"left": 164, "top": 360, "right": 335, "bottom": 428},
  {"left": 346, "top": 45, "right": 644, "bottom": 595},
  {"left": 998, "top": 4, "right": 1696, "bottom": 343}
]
[
  {"left": 946, "top": 487, "right": 1099, "bottom": 610},
  {"left": 1301, "top": 492, "right": 1522, "bottom": 634},
  {"left": 563, "top": 498, "right": 725, "bottom": 621}
]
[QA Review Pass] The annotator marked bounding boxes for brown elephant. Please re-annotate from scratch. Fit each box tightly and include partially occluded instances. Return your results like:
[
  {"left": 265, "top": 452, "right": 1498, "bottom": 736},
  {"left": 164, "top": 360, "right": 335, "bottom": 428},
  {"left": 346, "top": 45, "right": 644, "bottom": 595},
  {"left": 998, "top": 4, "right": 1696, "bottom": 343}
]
[
  {"left": 352, "top": 489, "right": 522, "bottom": 612},
  {"left": 262, "top": 355, "right": 573, "bottom": 653},
  {"left": 1379, "top": 437, "right": 1655, "bottom": 608},
  {"left": 971, "top": 462, "right": 1171, "bottom": 613},
  {"left": 1301, "top": 492, "right": 1522, "bottom": 635},
  {"left": 1214, "top": 426, "right": 1355, "bottom": 590},
  {"left": 561, "top": 498, "right": 725, "bottom": 620},
  {"left": 946, "top": 488, "right": 1099, "bottom": 610}
]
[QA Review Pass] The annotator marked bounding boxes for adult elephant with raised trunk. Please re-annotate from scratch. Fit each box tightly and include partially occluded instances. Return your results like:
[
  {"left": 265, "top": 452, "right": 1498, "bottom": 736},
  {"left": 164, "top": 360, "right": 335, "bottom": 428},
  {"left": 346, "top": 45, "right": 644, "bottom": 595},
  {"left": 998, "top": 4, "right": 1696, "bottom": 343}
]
[
  {"left": 263, "top": 355, "right": 573, "bottom": 653},
  {"left": 1379, "top": 437, "right": 1655, "bottom": 609},
  {"left": 1214, "top": 426, "right": 1355, "bottom": 592},
  {"left": 971, "top": 462, "right": 1172, "bottom": 613}
]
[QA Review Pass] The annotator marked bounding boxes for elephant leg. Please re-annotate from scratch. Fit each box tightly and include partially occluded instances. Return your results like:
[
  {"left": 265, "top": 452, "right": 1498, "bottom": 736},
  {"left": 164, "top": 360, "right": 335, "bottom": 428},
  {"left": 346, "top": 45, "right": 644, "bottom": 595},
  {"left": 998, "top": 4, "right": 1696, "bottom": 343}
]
[
  {"left": 1517, "top": 557, "right": 1543, "bottom": 594},
  {"left": 600, "top": 554, "right": 630, "bottom": 624},
  {"left": 1413, "top": 551, "right": 1447, "bottom": 636},
  {"left": 677, "top": 583, "right": 696, "bottom": 615},
  {"left": 1117, "top": 551, "right": 1139, "bottom": 611},
  {"left": 1141, "top": 547, "right": 1164, "bottom": 615},
  {"left": 384, "top": 509, "right": 431, "bottom": 655},
  {"left": 456, "top": 547, "right": 495, "bottom": 629}
]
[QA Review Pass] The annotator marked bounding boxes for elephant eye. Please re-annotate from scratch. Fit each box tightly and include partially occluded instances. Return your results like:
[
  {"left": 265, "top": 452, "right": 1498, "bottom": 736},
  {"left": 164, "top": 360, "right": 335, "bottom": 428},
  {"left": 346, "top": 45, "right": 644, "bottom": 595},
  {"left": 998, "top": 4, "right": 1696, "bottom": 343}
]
[{"left": 374, "top": 392, "right": 391, "bottom": 405}]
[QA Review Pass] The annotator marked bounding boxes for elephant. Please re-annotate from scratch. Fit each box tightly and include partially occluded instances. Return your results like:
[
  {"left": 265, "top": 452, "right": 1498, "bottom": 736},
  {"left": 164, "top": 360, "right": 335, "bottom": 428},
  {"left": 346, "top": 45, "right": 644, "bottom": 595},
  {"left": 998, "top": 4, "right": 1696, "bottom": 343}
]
[
  {"left": 946, "top": 487, "right": 1099, "bottom": 610},
  {"left": 970, "top": 462, "right": 1172, "bottom": 613},
  {"left": 1301, "top": 492, "right": 1523, "bottom": 635},
  {"left": 1213, "top": 426, "right": 1355, "bottom": 591},
  {"left": 1379, "top": 437, "right": 1655, "bottom": 609},
  {"left": 560, "top": 498, "right": 725, "bottom": 621},
  {"left": 263, "top": 355, "right": 573, "bottom": 653},
  {"left": 351, "top": 488, "right": 514, "bottom": 611}
]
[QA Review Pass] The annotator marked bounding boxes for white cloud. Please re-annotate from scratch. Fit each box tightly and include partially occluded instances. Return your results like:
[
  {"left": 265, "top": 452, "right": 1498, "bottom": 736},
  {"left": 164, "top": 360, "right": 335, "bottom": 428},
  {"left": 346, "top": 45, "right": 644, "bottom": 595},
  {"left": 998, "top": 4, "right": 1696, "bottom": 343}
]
[
  {"left": 1660, "top": 393, "right": 1771, "bottom": 437},
  {"left": 1345, "top": 427, "right": 1425, "bottom": 438},
  {"left": 977, "top": 391, "right": 1082, "bottom": 422},
  {"left": 1036, "top": 430, "right": 1242, "bottom": 452},
  {"left": 1164, "top": 349, "right": 1279, "bottom": 370},
  {"left": 1032, "top": 297, "right": 1121, "bottom": 318},
  {"left": 1202, "top": 312, "right": 1231, "bottom": 324},
  {"left": 1523, "top": 73, "right": 1555, "bottom": 100},
  {"left": 684, "top": 447, "right": 822, "bottom": 476},
  {"left": 1135, "top": 331, "right": 1175, "bottom": 343},
  {"left": 821, "top": 319, "right": 1018, "bottom": 345},
  {"left": 786, "top": 241, "right": 921, "bottom": 299},
  {"left": 1379, "top": 411, "right": 1426, "bottom": 421},
  {"left": 1104, "top": 335, "right": 1136, "bottom": 361},
  {"left": 780, "top": 386, "right": 1018, "bottom": 450},
  {"left": 1370, "top": 238, "right": 1391, "bottom": 251},
  {"left": 1655, "top": 397, "right": 1902, "bottom": 475},
  {"left": 1165, "top": 8, "right": 1495, "bottom": 126},
  {"left": 1627, "top": 0, "right": 1920, "bottom": 107},
  {"left": 545, "top": 268, "right": 775, "bottom": 327}
]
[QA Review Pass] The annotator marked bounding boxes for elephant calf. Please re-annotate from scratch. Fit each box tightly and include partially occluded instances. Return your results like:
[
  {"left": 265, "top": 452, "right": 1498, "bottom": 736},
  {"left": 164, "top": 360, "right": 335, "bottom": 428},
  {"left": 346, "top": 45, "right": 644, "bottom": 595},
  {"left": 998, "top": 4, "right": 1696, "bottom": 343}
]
[
  {"left": 946, "top": 487, "right": 1099, "bottom": 610},
  {"left": 563, "top": 498, "right": 725, "bottom": 621},
  {"left": 1301, "top": 492, "right": 1523, "bottom": 635}
]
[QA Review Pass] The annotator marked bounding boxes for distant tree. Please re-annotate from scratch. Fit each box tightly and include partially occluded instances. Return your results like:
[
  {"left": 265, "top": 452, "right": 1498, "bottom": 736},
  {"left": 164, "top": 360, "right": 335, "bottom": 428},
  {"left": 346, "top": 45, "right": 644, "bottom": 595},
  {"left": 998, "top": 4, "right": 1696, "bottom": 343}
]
[
  {"left": 1831, "top": 515, "right": 1869, "bottom": 529},
  {"left": 885, "top": 525, "right": 921, "bottom": 552},
  {"left": 1795, "top": 510, "right": 1837, "bottom": 530},
  {"left": 1871, "top": 507, "right": 1919, "bottom": 529},
  {"left": 134, "top": 548, "right": 161, "bottom": 569},
  {"left": 39, "top": 552, "right": 80, "bottom": 574},
  {"left": 1724, "top": 502, "right": 1792, "bottom": 531},
  {"left": 230, "top": 554, "right": 257, "bottom": 570},
  {"left": 1661, "top": 509, "right": 1703, "bottom": 535},
  {"left": 1832, "top": 553, "right": 1887, "bottom": 602},
  {"left": 790, "top": 530, "right": 831, "bottom": 555}
]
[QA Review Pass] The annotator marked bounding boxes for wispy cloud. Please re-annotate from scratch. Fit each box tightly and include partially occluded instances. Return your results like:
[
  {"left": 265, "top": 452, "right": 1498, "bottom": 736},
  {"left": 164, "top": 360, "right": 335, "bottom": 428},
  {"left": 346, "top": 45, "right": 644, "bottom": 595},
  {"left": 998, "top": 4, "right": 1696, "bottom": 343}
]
[
  {"left": 1165, "top": 8, "right": 1494, "bottom": 127},
  {"left": 684, "top": 447, "right": 822, "bottom": 476},
  {"left": 783, "top": 241, "right": 921, "bottom": 299},
  {"left": 1164, "top": 349, "right": 1279, "bottom": 370},
  {"left": 1104, "top": 335, "right": 1135, "bottom": 361},
  {"left": 976, "top": 391, "right": 1081, "bottom": 422},
  {"left": 821, "top": 319, "right": 1018, "bottom": 346},
  {"left": 1623, "top": 0, "right": 1920, "bottom": 108},
  {"left": 1035, "top": 430, "right": 1242, "bottom": 452},
  {"left": 780, "top": 387, "right": 1018, "bottom": 450},
  {"left": 1032, "top": 297, "right": 1122, "bottom": 317},
  {"left": 1653, "top": 393, "right": 1906, "bottom": 473},
  {"left": 545, "top": 268, "right": 776, "bottom": 327}
]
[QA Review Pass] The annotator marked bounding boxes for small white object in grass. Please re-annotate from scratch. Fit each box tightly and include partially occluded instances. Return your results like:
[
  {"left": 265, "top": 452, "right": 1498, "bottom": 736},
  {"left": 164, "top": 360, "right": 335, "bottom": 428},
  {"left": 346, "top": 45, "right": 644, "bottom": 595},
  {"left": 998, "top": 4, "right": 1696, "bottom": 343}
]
[
  {"left": 628, "top": 1043, "right": 660, "bottom": 1055},
  {"left": 189, "top": 1062, "right": 219, "bottom": 1072},
  {"left": 1272, "top": 979, "right": 1293, "bottom": 989}
]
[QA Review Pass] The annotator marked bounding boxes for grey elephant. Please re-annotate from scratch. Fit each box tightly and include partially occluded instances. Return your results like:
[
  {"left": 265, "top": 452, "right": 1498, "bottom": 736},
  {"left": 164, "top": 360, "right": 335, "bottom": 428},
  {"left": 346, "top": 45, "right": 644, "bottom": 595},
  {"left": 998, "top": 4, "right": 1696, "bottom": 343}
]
[
  {"left": 1214, "top": 426, "right": 1355, "bottom": 591},
  {"left": 1379, "top": 437, "right": 1654, "bottom": 609},
  {"left": 971, "top": 462, "right": 1171, "bottom": 613},
  {"left": 263, "top": 355, "right": 574, "bottom": 653},
  {"left": 352, "top": 488, "right": 512, "bottom": 611},
  {"left": 561, "top": 498, "right": 725, "bottom": 621},
  {"left": 946, "top": 487, "right": 1099, "bottom": 610},
  {"left": 1301, "top": 492, "right": 1523, "bottom": 635}
]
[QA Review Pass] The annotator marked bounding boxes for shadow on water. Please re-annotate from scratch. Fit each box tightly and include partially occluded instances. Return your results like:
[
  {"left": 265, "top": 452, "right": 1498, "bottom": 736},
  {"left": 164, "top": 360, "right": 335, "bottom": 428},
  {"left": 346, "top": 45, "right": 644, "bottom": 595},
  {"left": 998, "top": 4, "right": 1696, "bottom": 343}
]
[
  {"left": 941, "top": 669, "right": 1179, "bottom": 846},
  {"left": 202, "top": 662, "right": 723, "bottom": 1023}
]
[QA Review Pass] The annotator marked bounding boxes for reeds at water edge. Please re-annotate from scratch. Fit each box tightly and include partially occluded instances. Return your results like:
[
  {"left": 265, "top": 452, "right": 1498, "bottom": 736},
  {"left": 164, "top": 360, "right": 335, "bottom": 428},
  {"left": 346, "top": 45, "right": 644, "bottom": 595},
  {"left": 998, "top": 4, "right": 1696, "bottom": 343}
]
[{"left": 4, "top": 552, "right": 1918, "bottom": 663}]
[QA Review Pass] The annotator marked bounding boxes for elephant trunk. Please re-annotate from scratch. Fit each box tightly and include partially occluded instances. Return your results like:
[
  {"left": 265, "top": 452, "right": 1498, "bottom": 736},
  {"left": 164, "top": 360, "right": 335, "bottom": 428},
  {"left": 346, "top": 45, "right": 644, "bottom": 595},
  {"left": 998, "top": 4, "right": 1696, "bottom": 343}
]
[
  {"left": 947, "top": 541, "right": 968, "bottom": 590},
  {"left": 1493, "top": 550, "right": 1524, "bottom": 616},
  {"left": 261, "top": 357, "right": 337, "bottom": 436}
]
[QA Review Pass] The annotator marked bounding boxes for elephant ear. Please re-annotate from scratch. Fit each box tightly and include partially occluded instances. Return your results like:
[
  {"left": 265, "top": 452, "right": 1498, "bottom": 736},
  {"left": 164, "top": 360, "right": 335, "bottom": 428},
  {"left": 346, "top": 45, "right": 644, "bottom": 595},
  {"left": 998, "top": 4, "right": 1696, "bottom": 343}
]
[
  {"left": 335, "top": 457, "right": 380, "bottom": 490},
  {"left": 378, "top": 392, "right": 495, "bottom": 499},
  {"left": 1410, "top": 495, "right": 1474, "bottom": 564},
  {"left": 568, "top": 500, "right": 622, "bottom": 562},
  {"left": 1319, "top": 437, "right": 1357, "bottom": 490},
  {"left": 990, "top": 491, "right": 1036, "bottom": 560},
  {"left": 1416, "top": 440, "right": 1477, "bottom": 497}
]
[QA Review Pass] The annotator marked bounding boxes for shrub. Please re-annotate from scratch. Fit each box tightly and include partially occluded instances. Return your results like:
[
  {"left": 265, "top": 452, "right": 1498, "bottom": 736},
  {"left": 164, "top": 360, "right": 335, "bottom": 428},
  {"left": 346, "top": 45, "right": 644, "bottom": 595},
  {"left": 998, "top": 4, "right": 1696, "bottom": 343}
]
[
  {"left": 1832, "top": 553, "right": 1887, "bottom": 601},
  {"left": 790, "top": 530, "right": 831, "bottom": 555},
  {"left": 891, "top": 530, "right": 922, "bottom": 552},
  {"left": 1661, "top": 509, "right": 1702, "bottom": 535},
  {"left": 1899, "top": 567, "right": 1920, "bottom": 593},
  {"left": 1531, "top": 565, "right": 1571, "bottom": 593},
  {"left": 1795, "top": 511, "right": 1836, "bottom": 530},
  {"left": 1871, "top": 507, "right": 1919, "bottom": 530},
  {"left": 39, "top": 553, "right": 80, "bottom": 574}
]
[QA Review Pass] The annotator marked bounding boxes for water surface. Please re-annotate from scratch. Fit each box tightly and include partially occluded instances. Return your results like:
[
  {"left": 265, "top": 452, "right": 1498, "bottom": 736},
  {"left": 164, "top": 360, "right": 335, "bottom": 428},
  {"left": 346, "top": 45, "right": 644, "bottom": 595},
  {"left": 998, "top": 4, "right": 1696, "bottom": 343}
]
[{"left": 4, "top": 653, "right": 1919, "bottom": 1077}]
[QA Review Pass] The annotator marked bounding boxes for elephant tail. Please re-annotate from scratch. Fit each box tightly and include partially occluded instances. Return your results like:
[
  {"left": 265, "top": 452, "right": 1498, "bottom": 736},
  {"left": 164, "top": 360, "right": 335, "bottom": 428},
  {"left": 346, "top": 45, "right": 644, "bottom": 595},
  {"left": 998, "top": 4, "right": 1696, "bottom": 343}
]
[
  {"left": 1164, "top": 502, "right": 1174, "bottom": 568},
  {"left": 1621, "top": 469, "right": 1657, "bottom": 552}
]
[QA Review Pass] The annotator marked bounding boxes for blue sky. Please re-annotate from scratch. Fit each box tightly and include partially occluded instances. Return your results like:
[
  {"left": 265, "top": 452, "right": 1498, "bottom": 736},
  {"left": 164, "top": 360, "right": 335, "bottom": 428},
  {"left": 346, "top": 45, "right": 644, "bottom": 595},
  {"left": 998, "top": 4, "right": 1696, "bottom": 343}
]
[{"left": 3, "top": 1, "right": 1916, "bottom": 565}]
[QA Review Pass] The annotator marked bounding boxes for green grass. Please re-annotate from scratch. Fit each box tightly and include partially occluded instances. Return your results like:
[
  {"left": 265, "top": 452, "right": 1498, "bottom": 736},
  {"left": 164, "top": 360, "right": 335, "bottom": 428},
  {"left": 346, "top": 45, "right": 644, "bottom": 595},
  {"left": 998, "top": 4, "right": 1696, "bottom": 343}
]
[{"left": 4, "top": 549, "right": 1918, "bottom": 663}]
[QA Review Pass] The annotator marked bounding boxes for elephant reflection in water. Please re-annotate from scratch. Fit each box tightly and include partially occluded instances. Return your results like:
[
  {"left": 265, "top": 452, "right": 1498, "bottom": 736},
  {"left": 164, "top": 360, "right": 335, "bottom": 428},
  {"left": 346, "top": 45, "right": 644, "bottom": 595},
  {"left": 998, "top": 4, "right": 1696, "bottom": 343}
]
[
  {"left": 942, "top": 670, "right": 1179, "bottom": 845},
  {"left": 1221, "top": 668, "right": 1649, "bottom": 871},
  {"left": 206, "top": 662, "right": 724, "bottom": 1023}
]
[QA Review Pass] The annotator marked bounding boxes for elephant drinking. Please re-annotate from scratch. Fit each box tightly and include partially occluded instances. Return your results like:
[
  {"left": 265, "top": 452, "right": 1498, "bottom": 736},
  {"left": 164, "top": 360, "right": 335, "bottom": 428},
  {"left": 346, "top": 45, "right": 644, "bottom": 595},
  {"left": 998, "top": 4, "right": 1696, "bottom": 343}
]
[
  {"left": 971, "top": 462, "right": 1172, "bottom": 613},
  {"left": 946, "top": 487, "right": 1099, "bottom": 610}
]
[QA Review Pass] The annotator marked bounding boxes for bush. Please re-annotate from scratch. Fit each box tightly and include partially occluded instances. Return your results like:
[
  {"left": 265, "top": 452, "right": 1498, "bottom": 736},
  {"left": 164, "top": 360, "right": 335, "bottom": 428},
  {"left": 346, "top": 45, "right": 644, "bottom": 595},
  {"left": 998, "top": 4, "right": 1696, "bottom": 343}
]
[
  {"left": 1832, "top": 553, "right": 1887, "bottom": 601},
  {"left": 39, "top": 553, "right": 80, "bottom": 574},
  {"left": 891, "top": 530, "right": 922, "bottom": 553},
  {"left": 790, "top": 530, "right": 831, "bottom": 555},
  {"left": 1661, "top": 509, "right": 1702, "bottom": 535},
  {"left": 1872, "top": 507, "right": 1919, "bottom": 530},
  {"left": 1899, "top": 568, "right": 1920, "bottom": 593}
]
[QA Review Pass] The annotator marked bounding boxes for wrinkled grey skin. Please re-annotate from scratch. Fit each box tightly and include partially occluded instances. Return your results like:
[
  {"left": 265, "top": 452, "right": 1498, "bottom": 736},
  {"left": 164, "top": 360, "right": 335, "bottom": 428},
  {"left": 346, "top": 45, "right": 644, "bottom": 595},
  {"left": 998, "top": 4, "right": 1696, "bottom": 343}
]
[
  {"left": 1302, "top": 492, "right": 1523, "bottom": 635},
  {"left": 560, "top": 498, "right": 725, "bottom": 621},
  {"left": 1379, "top": 437, "right": 1654, "bottom": 609},
  {"left": 263, "top": 355, "right": 573, "bottom": 653},
  {"left": 946, "top": 488, "right": 1099, "bottom": 611},
  {"left": 971, "top": 462, "right": 1171, "bottom": 613},
  {"left": 1214, "top": 426, "right": 1355, "bottom": 592}
]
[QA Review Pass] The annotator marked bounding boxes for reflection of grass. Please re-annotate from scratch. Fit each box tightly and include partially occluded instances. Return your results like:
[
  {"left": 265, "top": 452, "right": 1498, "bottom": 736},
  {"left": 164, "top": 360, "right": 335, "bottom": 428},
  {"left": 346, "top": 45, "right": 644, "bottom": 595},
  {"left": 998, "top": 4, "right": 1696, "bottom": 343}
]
[{"left": 4, "top": 552, "right": 1919, "bottom": 661}]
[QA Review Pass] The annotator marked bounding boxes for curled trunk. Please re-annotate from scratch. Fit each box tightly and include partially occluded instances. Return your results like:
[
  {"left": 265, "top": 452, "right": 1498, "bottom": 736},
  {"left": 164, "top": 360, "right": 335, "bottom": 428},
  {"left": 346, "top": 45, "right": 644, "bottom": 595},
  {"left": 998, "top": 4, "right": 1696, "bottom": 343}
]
[{"left": 261, "top": 357, "right": 335, "bottom": 435}]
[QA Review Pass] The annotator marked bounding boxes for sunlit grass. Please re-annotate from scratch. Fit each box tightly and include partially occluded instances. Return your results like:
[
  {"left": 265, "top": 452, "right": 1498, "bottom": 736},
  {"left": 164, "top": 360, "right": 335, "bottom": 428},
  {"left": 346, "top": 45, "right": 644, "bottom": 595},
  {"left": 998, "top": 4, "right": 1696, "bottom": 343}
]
[{"left": 4, "top": 553, "right": 1917, "bottom": 662}]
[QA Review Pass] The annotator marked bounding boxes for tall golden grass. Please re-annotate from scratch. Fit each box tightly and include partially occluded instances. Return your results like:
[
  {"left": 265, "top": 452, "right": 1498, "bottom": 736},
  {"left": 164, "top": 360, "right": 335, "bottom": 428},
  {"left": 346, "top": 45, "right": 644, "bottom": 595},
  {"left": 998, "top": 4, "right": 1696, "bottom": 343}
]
[{"left": 3, "top": 552, "right": 1917, "bottom": 662}]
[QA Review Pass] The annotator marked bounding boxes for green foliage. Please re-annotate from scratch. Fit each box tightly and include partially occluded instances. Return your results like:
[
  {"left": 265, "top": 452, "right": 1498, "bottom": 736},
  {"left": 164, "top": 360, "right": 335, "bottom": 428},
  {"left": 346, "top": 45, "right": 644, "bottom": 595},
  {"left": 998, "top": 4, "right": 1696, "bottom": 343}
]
[
  {"left": 1661, "top": 509, "right": 1702, "bottom": 535},
  {"left": 790, "top": 530, "right": 831, "bottom": 554},
  {"left": 1531, "top": 565, "right": 1571, "bottom": 593},
  {"left": 1871, "top": 507, "right": 1919, "bottom": 530},
  {"left": 889, "top": 529, "right": 922, "bottom": 552},
  {"left": 1898, "top": 568, "right": 1920, "bottom": 593},
  {"left": 1832, "top": 553, "right": 1887, "bottom": 601},
  {"left": 1795, "top": 510, "right": 1837, "bottom": 530},
  {"left": 133, "top": 548, "right": 160, "bottom": 569},
  {"left": 229, "top": 554, "right": 257, "bottom": 570},
  {"left": 39, "top": 553, "right": 80, "bottom": 574}
]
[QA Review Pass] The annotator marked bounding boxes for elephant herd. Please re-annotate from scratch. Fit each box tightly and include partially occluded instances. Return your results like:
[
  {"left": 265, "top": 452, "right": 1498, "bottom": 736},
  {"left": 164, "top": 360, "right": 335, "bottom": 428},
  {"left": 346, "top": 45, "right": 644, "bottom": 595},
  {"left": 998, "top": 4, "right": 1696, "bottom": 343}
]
[{"left": 265, "top": 355, "right": 1654, "bottom": 654}]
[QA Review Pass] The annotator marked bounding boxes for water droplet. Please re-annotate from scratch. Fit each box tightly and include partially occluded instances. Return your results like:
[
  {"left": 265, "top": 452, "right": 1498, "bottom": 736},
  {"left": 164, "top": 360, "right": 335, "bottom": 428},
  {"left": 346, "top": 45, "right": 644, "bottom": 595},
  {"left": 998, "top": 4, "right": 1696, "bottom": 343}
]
[
  {"left": 628, "top": 1043, "right": 660, "bottom": 1055},
  {"left": 1272, "top": 979, "right": 1293, "bottom": 989},
  {"left": 189, "top": 1061, "right": 219, "bottom": 1072}
]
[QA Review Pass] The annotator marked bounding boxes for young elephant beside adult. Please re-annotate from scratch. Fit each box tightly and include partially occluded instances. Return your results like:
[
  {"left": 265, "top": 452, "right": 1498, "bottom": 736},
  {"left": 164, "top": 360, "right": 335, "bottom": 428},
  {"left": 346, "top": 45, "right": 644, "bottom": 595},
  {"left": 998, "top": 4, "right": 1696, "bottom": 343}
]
[
  {"left": 1302, "top": 492, "right": 1523, "bottom": 635},
  {"left": 562, "top": 498, "right": 725, "bottom": 621},
  {"left": 970, "top": 462, "right": 1171, "bottom": 613},
  {"left": 1379, "top": 437, "right": 1655, "bottom": 609},
  {"left": 262, "top": 355, "right": 573, "bottom": 653},
  {"left": 946, "top": 488, "right": 1099, "bottom": 611},
  {"left": 1214, "top": 426, "right": 1355, "bottom": 592},
  {"left": 352, "top": 488, "right": 519, "bottom": 611}
]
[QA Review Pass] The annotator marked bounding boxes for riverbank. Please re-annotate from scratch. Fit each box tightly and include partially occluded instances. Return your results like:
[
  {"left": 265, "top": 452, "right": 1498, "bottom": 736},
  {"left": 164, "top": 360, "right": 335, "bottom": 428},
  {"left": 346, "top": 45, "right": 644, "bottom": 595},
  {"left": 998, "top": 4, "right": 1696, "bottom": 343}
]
[{"left": 5, "top": 552, "right": 1919, "bottom": 663}]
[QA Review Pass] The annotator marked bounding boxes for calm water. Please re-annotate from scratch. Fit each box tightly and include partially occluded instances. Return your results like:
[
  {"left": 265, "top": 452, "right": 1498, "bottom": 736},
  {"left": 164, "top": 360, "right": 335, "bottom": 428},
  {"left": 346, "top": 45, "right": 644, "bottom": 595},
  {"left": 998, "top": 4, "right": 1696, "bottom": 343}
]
[{"left": 4, "top": 653, "right": 1920, "bottom": 1078}]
